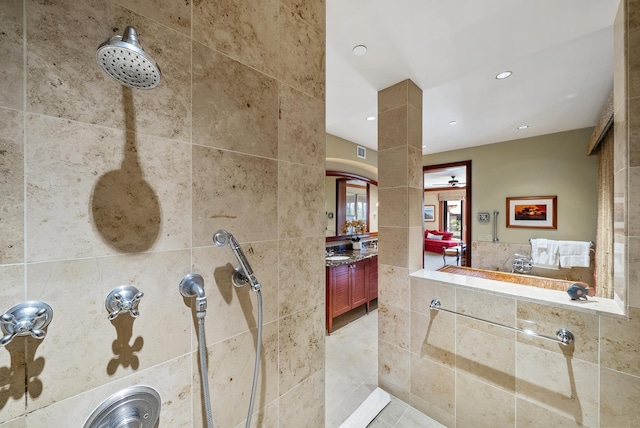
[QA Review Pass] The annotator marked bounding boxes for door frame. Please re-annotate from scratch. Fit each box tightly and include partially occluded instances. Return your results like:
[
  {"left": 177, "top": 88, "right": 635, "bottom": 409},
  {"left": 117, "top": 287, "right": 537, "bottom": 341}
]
[{"left": 423, "top": 160, "right": 472, "bottom": 266}]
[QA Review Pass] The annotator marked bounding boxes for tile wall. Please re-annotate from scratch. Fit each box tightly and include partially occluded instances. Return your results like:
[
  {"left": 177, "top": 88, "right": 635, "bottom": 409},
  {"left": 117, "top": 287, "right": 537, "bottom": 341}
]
[
  {"left": 378, "top": 1, "right": 640, "bottom": 426},
  {"left": 0, "top": 0, "right": 326, "bottom": 426}
]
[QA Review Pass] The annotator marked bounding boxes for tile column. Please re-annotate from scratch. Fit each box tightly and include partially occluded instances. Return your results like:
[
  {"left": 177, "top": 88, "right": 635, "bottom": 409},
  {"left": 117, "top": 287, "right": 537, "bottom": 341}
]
[{"left": 377, "top": 79, "right": 423, "bottom": 400}]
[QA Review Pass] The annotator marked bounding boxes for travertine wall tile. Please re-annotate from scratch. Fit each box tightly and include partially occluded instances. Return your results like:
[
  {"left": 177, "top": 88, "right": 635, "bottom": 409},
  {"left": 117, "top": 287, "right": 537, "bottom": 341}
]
[
  {"left": 278, "top": 237, "right": 324, "bottom": 317},
  {"left": 408, "top": 105, "right": 422, "bottom": 150},
  {"left": 26, "top": 251, "right": 192, "bottom": 410},
  {"left": 192, "top": 42, "right": 278, "bottom": 158},
  {"left": 600, "top": 366, "right": 640, "bottom": 428},
  {"left": 456, "top": 324, "right": 516, "bottom": 393},
  {"left": 377, "top": 227, "right": 408, "bottom": 267},
  {"left": 516, "top": 398, "right": 583, "bottom": 428},
  {"left": 378, "top": 341, "right": 411, "bottom": 399},
  {"left": 456, "top": 287, "right": 516, "bottom": 339},
  {"left": 0, "top": 0, "right": 23, "bottom": 111},
  {"left": 113, "top": 0, "right": 191, "bottom": 35},
  {"left": 380, "top": 264, "right": 410, "bottom": 308},
  {"left": 378, "top": 146, "right": 408, "bottom": 188},
  {"left": 278, "top": 4, "right": 325, "bottom": 100},
  {"left": 456, "top": 373, "right": 515, "bottom": 428},
  {"left": 26, "top": 354, "right": 192, "bottom": 427},
  {"left": 278, "top": 163, "right": 325, "bottom": 239},
  {"left": 411, "top": 310, "right": 455, "bottom": 367},
  {"left": 0, "top": 265, "right": 26, "bottom": 422},
  {"left": 199, "top": 322, "right": 279, "bottom": 428},
  {"left": 378, "top": 303, "right": 410, "bottom": 350},
  {"left": 281, "top": 0, "right": 326, "bottom": 32},
  {"left": 410, "top": 354, "right": 454, "bottom": 419},
  {"left": 410, "top": 278, "right": 456, "bottom": 316},
  {"left": 378, "top": 187, "right": 408, "bottom": 228},
  {"left": 279, "top": 371, "right": 325, "bottom": 428},
  {"left": 192, "top": 146, "right": 278, "bottom": 246},
  {"left": 516, "top": 343, "right": 598, "bottom": 427},
  {"left": 378, "top": 81, "right": 409, "bottom": 114},
  {"left": 27, "top": 1, "right": 191, "bottom": 141},
  {"left": 600, "top": 306, "right": 640, "bottom": 376},
  {"left": 26, "top": 115, "right": 191, "bottom": 262},
  {"left": 193, "top": 0, "right": 278, "bottom": 77},
  {"left": 3, "top": 0, "right": 326, "bottom": 425},
  {"left": 517, "top": 301, "right": 599, "bottom": 364},
  {"left": 378, "top": 107, "right": 408, "bottom": 152},
  {"left": 278, "top": 84, "right": 325, "bottom": 166},
  {"left": 278, "top": 304, "right": 324, "bottom": 394},
  {"left": 192, "top": 244, "right": 279, "bottom": 344},
  {"left": 0, "top": 108, "right": 24, "bottom": 264}
]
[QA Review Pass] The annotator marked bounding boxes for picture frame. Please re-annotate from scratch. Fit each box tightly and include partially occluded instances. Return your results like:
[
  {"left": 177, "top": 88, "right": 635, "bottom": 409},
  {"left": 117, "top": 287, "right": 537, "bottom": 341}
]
[
  {"left": 423, "top": 205, "right": 435, "bottom": 222},
  {"left": 506, "top": 196, "right": 557, "bottom": 229}
]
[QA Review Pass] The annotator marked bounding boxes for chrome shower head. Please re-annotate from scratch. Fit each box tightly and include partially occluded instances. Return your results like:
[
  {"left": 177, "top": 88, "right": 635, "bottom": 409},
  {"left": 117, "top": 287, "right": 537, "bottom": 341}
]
[{"left": 96, "top": 26, "right": 161, "bottom": 89}]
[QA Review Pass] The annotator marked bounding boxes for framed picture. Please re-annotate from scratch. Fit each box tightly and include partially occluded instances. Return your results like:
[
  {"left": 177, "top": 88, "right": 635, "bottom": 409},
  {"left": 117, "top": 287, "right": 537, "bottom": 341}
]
[
  {"left": 423, "top": 205, "right": 435, "bottom": 221},
  {"left": 506, "top": 196, "right": 557, "bottom": 229}
]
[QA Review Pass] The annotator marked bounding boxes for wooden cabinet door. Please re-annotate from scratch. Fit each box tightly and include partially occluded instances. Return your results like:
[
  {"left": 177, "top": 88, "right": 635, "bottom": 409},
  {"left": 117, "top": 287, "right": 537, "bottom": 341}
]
[
  {"left": 350, "top": 260, "right": 369, "bottom": 308},
  {"left": 369, "top": 255, "right": 378, "bottom": 301},
  {"left": 330, "top": 265, "right": 351, "bottom": 317}
]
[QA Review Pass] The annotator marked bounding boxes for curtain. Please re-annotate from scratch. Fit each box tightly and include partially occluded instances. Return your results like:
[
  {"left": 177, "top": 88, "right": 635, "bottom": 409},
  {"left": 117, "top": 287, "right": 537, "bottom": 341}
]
[
  {"left": 438, "top": 189, "right": 466, "bottom": 201},
  {"left": 595, "top": 127, "right": 614, "bottom": 298}
]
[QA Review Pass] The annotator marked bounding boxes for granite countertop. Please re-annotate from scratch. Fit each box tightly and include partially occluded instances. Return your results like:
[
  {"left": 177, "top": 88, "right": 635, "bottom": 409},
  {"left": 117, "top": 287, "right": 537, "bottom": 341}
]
[{"left": 325, "top": 249, "right": 378, "bottom": 267}]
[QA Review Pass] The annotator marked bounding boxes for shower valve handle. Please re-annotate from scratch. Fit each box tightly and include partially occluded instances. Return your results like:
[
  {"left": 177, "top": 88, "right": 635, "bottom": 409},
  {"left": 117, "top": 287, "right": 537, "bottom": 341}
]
[
  {"left": 105, "top": 286, "right": 144, "bottom": 320},
  {"left": 1, "top": 302, "right": 53, "bottom": 346}
]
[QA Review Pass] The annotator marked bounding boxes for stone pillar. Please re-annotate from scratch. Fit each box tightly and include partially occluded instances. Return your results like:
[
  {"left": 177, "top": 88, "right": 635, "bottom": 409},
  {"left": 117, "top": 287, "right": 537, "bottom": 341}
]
[{"left": 377, "top": 79, "right": 423, "bottom": 400}]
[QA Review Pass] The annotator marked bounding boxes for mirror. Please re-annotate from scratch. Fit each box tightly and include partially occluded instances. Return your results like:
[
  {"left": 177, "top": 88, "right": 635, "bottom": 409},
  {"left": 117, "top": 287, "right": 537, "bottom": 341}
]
[{"left": 325, "top": 171, "right": 378, "bottom": 241}]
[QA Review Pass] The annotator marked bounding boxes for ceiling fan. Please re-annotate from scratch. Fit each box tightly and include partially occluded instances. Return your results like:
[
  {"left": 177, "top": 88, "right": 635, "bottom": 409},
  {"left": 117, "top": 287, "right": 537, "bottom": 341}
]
[{"left": 432, "top": 176, "right": 466, "bottom": 187}]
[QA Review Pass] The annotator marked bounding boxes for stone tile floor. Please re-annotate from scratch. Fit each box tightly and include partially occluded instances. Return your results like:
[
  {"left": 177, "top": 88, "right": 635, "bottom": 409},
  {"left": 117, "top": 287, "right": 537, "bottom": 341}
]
[{"left": 325, "top": 256, "right": 446, "bottom": 428}]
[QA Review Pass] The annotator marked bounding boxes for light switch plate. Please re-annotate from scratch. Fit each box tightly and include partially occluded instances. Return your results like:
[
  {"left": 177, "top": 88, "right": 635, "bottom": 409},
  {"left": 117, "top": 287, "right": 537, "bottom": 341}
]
[{"left": 477, "top": 212, "right": 490, "bottom": 223}]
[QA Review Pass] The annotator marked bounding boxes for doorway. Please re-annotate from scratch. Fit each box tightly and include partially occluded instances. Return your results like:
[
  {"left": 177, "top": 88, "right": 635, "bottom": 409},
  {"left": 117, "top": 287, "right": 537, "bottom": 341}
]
[{"left": 423, "top": 160, "right": 472, "bottom": 265}]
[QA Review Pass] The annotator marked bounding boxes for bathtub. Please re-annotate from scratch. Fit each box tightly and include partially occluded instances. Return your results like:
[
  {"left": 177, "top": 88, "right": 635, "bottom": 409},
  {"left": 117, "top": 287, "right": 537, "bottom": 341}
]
[{"left": 437, "top": 265, "right": 589, "bottom": 293}]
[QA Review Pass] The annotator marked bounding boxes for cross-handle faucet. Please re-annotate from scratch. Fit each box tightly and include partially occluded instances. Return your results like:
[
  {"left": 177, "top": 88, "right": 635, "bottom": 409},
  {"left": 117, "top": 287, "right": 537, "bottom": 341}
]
[{"left": 1, "top": 301, "right": 53, "bottom": 346}]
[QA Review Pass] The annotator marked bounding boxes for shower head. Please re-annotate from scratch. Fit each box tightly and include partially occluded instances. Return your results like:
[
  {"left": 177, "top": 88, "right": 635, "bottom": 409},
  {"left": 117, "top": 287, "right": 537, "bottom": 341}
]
[{"left": 96, "top": 26, "right": 161, "bottom": 89}]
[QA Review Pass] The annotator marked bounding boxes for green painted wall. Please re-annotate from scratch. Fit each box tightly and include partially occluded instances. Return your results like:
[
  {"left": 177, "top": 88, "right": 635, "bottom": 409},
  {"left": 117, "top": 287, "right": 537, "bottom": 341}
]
[{"left": 423, "top": 127, "right": 598, "bottom": 243}]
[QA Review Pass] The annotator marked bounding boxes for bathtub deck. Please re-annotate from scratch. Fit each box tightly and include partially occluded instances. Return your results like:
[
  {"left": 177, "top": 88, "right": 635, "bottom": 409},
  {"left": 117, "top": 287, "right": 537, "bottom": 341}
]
[{"left": 437, "top": 265, "right": 578, "bottom": 292}]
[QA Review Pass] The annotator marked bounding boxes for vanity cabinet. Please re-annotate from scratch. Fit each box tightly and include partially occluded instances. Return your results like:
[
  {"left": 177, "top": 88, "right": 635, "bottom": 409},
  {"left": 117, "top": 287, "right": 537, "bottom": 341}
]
[{"left": 326, "top": 255, "right": 378, "bottom": 334}]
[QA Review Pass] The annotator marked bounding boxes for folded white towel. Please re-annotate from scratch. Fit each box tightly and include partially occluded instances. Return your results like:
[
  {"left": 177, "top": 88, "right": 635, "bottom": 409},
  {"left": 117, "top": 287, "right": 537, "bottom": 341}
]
[
  {"left": 558, "top": 240, "right": 591, "bottom": 268},
  {"left": 530, "top": 238, "right": 559, "bottom": 269}
]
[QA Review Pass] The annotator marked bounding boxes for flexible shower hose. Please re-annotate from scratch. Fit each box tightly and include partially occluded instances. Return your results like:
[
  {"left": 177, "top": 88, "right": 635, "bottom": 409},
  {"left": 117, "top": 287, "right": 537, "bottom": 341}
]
[
  {"left": 245, "top": 289, "right": 263, "bottom": 428},
  {"left": 198, "top": 315, "right": 214, "bottom": 428},
  {"left": 198, "top": 290, "right": 263, "bottom": 428}
]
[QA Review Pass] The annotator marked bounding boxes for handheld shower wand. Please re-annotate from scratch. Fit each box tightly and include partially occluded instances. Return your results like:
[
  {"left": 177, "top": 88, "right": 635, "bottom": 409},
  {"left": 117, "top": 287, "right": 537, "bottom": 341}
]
[
  {"left": 213, "top": 230, "right": 261, "bottom": 291},
  {"left": 213, "top": 229, "right": 263, "bottom": 428}
]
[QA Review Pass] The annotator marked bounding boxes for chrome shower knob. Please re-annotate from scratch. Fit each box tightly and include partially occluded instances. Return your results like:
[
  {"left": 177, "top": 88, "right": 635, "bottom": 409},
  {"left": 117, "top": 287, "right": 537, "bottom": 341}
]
[
  {"left": 0, "top": 301, "right": 53, "bottom": 346},
  {"left": 105, "top": 285, "right": 144, "bottom": 320}
]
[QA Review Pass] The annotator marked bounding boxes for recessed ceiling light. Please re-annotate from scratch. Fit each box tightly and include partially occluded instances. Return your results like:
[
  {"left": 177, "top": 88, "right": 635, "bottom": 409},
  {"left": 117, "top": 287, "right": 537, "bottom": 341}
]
[
  {"left": 496, "top": 71, "right": 512, "bottom": 80},
  {"left": 517, "top": 125, "right": 529, "bottom": 130},
  {"left": 366, "top": 116, "right": 376, "bottom": 121},
  {"left": 449, "top": 120, "right": 458, "bottom": 125},
  {"left": 352, "top": 45, "right": 367, "bottom": 56}
]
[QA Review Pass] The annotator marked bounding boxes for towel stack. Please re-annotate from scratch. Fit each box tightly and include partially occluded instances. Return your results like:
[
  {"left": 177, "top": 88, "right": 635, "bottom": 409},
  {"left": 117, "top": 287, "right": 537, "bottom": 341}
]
[{"left": 530, "top": 239, "right": 591, "bottom": 269}]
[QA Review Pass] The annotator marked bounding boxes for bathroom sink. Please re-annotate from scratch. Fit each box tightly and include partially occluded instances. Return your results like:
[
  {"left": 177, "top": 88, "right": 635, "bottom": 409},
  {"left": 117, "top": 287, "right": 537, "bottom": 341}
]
[{"left": 326, "top": 255, "right": 350, "bottom": 261}]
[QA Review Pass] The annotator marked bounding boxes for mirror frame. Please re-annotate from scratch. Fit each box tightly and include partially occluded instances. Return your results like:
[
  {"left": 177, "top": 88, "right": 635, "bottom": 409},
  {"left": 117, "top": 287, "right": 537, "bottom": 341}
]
[{"left": 326, "top": 171, "right": 378, "bottom": 242}]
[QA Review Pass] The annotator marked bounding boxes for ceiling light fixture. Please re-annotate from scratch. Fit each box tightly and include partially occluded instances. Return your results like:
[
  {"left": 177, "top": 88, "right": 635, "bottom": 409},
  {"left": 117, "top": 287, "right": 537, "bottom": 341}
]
[
  {"left": 449, "top": 120, "right": 458, "bottom": 125},
  {"left": 366, "top": 116, "right": 376, "bottom": 121},
  {"left": 517, "top": 125, "right": 529, "bottom": 130},
  {"left": 352, "top": 45, "right": 367, "bottom": 56},
  {"left": 495, "top": 71, "right": 512, "bottom": 80}
]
